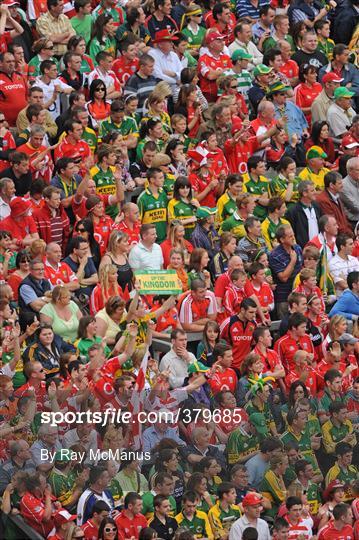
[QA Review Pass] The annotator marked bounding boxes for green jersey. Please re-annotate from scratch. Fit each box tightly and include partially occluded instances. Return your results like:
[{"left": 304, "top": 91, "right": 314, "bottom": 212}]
[
  {"left": 208, "top": 501, "right": 241, "bottom": 539},
  {"left": 263, "top": 34, "right": 295, "bottom": 53},
  {"left": 260, "top": 470, "right": 286, "bottom": 517},
  {"left": 216, "top": 191, "right": 237, "bottom": 223},
  {"left": 163, "top": 173, "right": 176, "bottom": 199},
  {"left": 1, "top": 351, "right": 25, "bottom": 388},
  {"left": 89, "top": 36, "right": 116, "bottom": 62},
  {"left": 136, "top": 137, "right": 164, "bottom": 161},
  {"left": 220, "top": 211, "right": 245, "bottom": 240},
  {"left": 90, "top": 164, "right": 118, "bottom": 219},
  {"left": 269, "top": 174, "right": 300, "bottom": 208},
  {"left": 168, "top": 198, "right": 196, "bottom": 240},
  {"left": 109, "top": 478, "right": 123, "bottom": 505},
  {"left": 142, "top": 491, "right": 176, "bottom": 520},
  {"left": 243, "top": 174, "right": 270, "bottom": 221},
  {"left": 182, "top": 25, "right": 206, "bottom": 52},
  {"left": 245, "top": 400, "right": 275, "bottom": 434},
  {"left": 322, "top": 419, "right": 354, "bottom": 454},
  {"left": 75, "top": 336, "right": 111, "bottom": 360},
  {"left": 261, "top": 216, "right": 291, "bottom": 249},
  {"left": 49, "top": 468, "right": 77, "bottom": 508},
  {"left": 176, "top": 510, "right": 213, "bottom": 539},
  {"left": 99, "top": 116, "right": 139, "bottom": 141},
  {"left": 137, "top": 187, "right": 168, "bottom": 242},
  {"left": 71, "top": 14, "right": 92, "bottom": 44},
  {"left": 82, "top": 127, "right": 97, "bottom": 153},
  {"left": 281, "top": 428, "right": 320, "bottom": 473},
  {"left": 0, "top": 251, "right": 16, "bottom": 272},
  {"left": 317, "top": 38, "right": 335, "bottom": 60},
  {"left": 226, "top": 428, "right": 259, "bottom": 464},
  {"left": 28, "top": 55, "right": 59, "bottom": 79}
]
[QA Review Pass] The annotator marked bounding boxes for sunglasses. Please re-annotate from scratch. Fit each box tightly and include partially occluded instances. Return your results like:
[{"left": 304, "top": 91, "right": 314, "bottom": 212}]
[
  {"left": 77, "top": 228, "right": 85, "bottom": 232},
  {"left": 230, "top": 85, "right": 238, "bottom": 89},
  {"left": 104, "top": 528, "right": 117, "bottom": 533},
  {"left": 44, "top": 45, "right": 54, "bottom": 49},
  {"left": 96, "top": 88, "right": 106, "bottom": 92}
]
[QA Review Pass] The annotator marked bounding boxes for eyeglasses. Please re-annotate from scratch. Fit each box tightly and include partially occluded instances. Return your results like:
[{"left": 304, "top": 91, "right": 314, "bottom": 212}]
[{"left": 104, "top": 527, "right": 117, "bottom": 533}]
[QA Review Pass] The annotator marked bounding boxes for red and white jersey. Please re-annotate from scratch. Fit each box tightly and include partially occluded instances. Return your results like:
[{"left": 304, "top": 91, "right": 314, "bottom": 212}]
[
  {"left": 223, "top": 284, "right": 245, "bottom": 317},
  {"left": 0, "top": 130, "right": 16, "bottom": 172},
  {"left": 113, "top": 219, "right": 141, "bottom": 247},
  {"left": 112, "top": 57, "right": 139, "bottom": 86},
  {"left": 253, "top": 345, "right": 283, "bottom": 373},
  {"left": 88, "top": 67, "right": 121, "bottom": 94},
  {"left": 178, "top": 290, "right": 217, "bottom": 325},
  {"left": 274, "top": 333, "right": 314, "bottom": 373},
  {"left": 286, "top": 517, "right": 313, "bottom": 540},
  {"left": 318, "top": 522, "right": 354, "bottom": 540},
  {"left": 198, "top": 51, "right": 232, "bottom": 98},
  {"left": 44, "top": 259, "right": 78, "bottom": 286}
]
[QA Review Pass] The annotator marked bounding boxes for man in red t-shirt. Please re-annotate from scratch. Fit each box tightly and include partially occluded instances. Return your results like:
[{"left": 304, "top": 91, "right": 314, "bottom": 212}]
[
  {"left": 115, "top": 493, "right": 148, "bottom": 540},
  {"left": 208, "top": 342, "right": 238, "bottom": 395},
  {"left": 113, "top": 39, "right": 140, "bottom": 86},
  {"left": 82, "top": 500, "right": 111, "bottom": 540},
  {"left": 198, "top": 31, "right": 232, "bottom": 102},
  {"left": 1, "top": 197, "right": 39, "bottom": 249},
  {"left": 318, "top": 502, "right": 354, "bottom": 540},
  {"left": 220, "top": 297, "right": 257, "bottom": 371},
  {"left": 20, "top": 474, "right": 56, "bottom": 538},
  {"left": 0, "top": 52, "right": 27, "bottom": 126},
  {"left": 44, "top": 242, "right": 79, "bottom": 290},
  {"left": 54, "top": 120, "right": 92, "bottom": 176},
  {"left": 113, "top": 202, "right": 141, "bottom": 247},
  {"left": 274, "top": 313, "right": 314, "bottom": 373}
]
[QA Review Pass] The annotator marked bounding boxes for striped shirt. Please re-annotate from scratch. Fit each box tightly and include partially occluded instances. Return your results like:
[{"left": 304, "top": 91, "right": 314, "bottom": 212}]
[
  {"left": 124, "top": 73, "right": 160, "bottom": 117},
  {"left": 236, "top": 0, "right": 270, "bottom": 19},
  {"left": 179, "top": 291, "right": 217, "bottom": 325},
  {"left": 36, "top": 12, "right": 75, "bottom": 56}
]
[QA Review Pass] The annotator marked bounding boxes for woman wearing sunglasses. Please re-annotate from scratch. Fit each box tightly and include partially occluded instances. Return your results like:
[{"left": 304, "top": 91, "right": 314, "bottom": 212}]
[
  {"left": 28, "top": 38, "right": 59, "bottom": 81},
  {"left": 98, "top": 517, "right": 118, "bottom": 540}
]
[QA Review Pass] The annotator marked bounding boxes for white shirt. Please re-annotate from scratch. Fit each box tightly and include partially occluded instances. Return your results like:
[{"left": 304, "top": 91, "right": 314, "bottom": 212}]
[
  {"left": 148, "top": 48, "right": 183, "bottom": 90},
  {"left": 159, "top": 348, "right": 197, "bottom": 388},
  {"left": 327, "top": 102, "right": 356, "bottom": 137},
  {"left": 228, "top": 38, "right": 263, "bottom": 70},
  {"left": 128, "top": 241, "right": 163, "bottom": 270},
  {"left": 229, "top": 515, "right": 271, "bottom": 540},
  {"left": 34, "top": 76, "right": 72, "bottom": 119},
  {"left": 0, "top": 196, "right": 11, "bottom": 221},
  {"left": 303, "top": 206, "right": 319, "bottom": 241},
  {"left": 329, "top": 253, "right": 359, "bottom": 296},
  {"left": 88, "top": 67, "right": 120, "bottom": 91}
]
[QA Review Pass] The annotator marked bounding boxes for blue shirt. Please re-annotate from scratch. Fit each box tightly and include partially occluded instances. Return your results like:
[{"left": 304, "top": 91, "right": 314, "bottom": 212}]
[
  {"left": 236, "top": 0, "right": 270, "bottom": 19},
  {"left": 274, "top": 101, "right": 308, "bottom": 139},
  {"left": 329, "top": 289, "right": 359, "bottom": 320},
  {"left": 269, "top": 244, "right": 303, "bottom": 302}
]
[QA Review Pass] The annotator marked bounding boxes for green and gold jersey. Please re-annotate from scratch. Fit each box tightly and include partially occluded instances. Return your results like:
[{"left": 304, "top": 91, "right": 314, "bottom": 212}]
[
  {"left": 90, "top": 163, "right": 118, "bottom": 219},
  {"left": 226, "top": 428, "right": 259, "bottom": 465},
  {"left": 216, "top": 191, "right": 237, "bottom": 223},
  {"left": 99, "top": 116, "right": 139, "bottom": 141},
  {"left": 142, "top": 491, "right": 176, "bottom": 520},
  {"left": 1, "top": 351, "right": 25, "bottom": 388},
  {"left": 176, "top": 510, "right": 213, "bottom": 540},
  {"left": 269, "top": 174, "right": 300, "bottom": 208},
  {"left": 322, "top": 419, "right": 354, "bottom": 454},
  {"left": 109, "top": 477, "right": 123, "bottom": 504},
  {"left": 82, "top": 127, "right": 97, "bottom": 153},
  {"left": 168, "top": 198, "right": 196, "bottom": 240},
  {"left": 245, "top": 400, "right": 275, "bottom": 435},
  {"left": 317, "top": 38, "right": 335, "bottom": 60},
  {"left": 260, "top": 469, "right": 286, "bottom": 517},
  {"left": 243, "top": 174, "right": 270, "bottom": 221},
  {"left": 163, "top": 173, "right": 176, "bottom": 199},
  {"left": 261, "top": 217, "right": 291, "bottom": 250},
  {"left": 220, "top": 211, "right": 245, "bottom": 240},
  {"left": 182, "top": 25, "right": 206, "bottom": 51},
  {"left": 325, "top": 463, "right": 358, "bottom": 502},
  {"left": 208, "top": 501, "right": 241, "bottom": 539},
  {"left": 137, "top": 187, "right": 168, "bottom": 242},
  {"left": 48, "top": 469, "right": 77, "bottom": 507},
  {"left": 281, "top": 428, "right": 320, "bottom": 473}
]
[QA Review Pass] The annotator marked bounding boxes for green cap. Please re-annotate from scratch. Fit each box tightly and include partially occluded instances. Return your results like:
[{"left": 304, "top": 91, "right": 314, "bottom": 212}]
[
  {"left": 195, "top": 206, "right": 217, "bottom": 219},
  {"left": 306, "top": 145, "right": 328, "bottom": 160},
  {"left": 266, "top": 80, "right": 291, "bottom": 96},
  {"left": 232, "top": 48, "right": 253, "bottom": 61},
  {"left": 253, "top": 64, "right": 272, "bottom": 77},
  {"left": 249, "top": 413, "right": 268, "bottom": 436},
  {"left": 334, "top": 86, "right": 355, "bottom": 99},
  {"left": 54, "top": 450, "right": 71, "bottom": 462},
  {"left": 188, "top": 361, "right": 209, "bottom": 375}
]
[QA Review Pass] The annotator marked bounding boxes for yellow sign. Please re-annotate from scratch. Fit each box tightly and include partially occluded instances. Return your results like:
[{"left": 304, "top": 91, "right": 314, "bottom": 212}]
[{"left": 135, "top": 270, "right": 182, "bottom": 295}]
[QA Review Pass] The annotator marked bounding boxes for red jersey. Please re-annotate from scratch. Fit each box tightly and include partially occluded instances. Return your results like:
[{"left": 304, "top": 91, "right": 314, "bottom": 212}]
[
  {"left": 274, "top": 332, "right": 314, "bottom": 373},
  {"left": 214, "top": 271, "right": 231, "bottom": 299},
  {"left": 280, "top": 59, "right": 299, "bottom": 80},
  {"left": 204, "top": 145, "right": 229, "bottom": 178},
  {"left": 0, "top": 71, "right": 28, "bottom": 126},
  {"left": 20, "top": 492, "right": 55, "bottom": 538},
  {"left": 220, "top": 315, "right": 256, "bottom": 370},
  {"left": 92, "top": 215, "right": 113, "bottom": 256},
  {"left": 113, "top": 219, "right": 141, "bottom": 247},
  {"left": 253, "top": 345, "right": 282, "bottom": 373},
  {"left": 112, "top": 56, "right": 139, "bottom": 86},
  {"left": 82, "top": 519, "right": 99, "bottom": 540},
  {"left": 224, "top": 136, "right": 261, "bottom": 175},
  {"left": 54, "top": 137, "right": 91, "bottom": 176},
  {"left": 244, "top": 280, "right": 274, "bottom": 322},
  {"left": 286, "top": 517, "right": 312, "bottom": 539},
  {"left": 217, "top": 407, "right": 248, "bottom": 434},
  {"left": 223, "top": 283, "right": 245, "bottom": 317},
  {"left": 189, "top": 170, "right": 217, "bottom": 207},
  {"left": 115, "top": 511, "right": 148, "bottom": 540},
  {"left": 44, "top": 260, "right": 78, "bottom": 286},
  {"left": 178, "top": 290, "right": 217, "bottom": 325},
  {"left": 0, "top": 215, "right": 37, "bottom": 242},
  {"left": 294, "top": 283, "right": 325, "bottom": 313},
  {"left": 318, "top": 522, "right": 353, "bottom": 540},
  {"left": 72, "top": 193, "right": 111, "bottom": 220},
  {"left": 16, "top": 142, "right": 54, "bottom": 183},
  {"left": 285, "top": 367, "right": 318, "bottom": 395},
  {"left": 208, "top": 367, "right": 237, "bottom": 394},
  {"left": 198, "top": 52, "right": 232, "bottom": 100},
  {"left": 15, "top": 381, "right": 48, "bottom": 411},
  {"left": 0, "top": 130, "right": 16, "bottom": 172},
  {"left": 295, "top": 82, "right": 322, "bottom": 124}
]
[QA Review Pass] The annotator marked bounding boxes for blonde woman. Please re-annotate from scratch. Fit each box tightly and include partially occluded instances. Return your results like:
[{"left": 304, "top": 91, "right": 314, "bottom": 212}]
[
  {"left": 40, "top": 286, "right": 82, "bottom": 343},
  {"left": 321, "top": 315, "right": 347, "bottom": 356},
  {"left": 90, "top": 264, "right": 123, "bottom": 316},
  {"left": 141, "top": 88, "right": 172, "bottom": 136},
  {"left": 29, "top": 239, "right": 47, "bottom": 261},
  {"left": 99, "top": 231, "right": 133, "bottom": 297}
]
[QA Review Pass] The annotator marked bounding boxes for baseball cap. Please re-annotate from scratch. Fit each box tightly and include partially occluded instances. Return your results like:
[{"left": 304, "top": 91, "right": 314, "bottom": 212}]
[
  {"left": 9, "top": 197, "right": 31, "bottom": 218},
  {"left": 188, "top": 361, "right": 209, "bottom": 375},
  {"left": 306, "top": 145, "right": 328, "bottom": 160},
  {"left": 195, "top": 206, "right": 217, "bottom": 219},
  {"left": 322, "top": 72, "right": 343, "bottom": 84},
  {"left": 324, "top": 479, "right": 345, "bottom": 501},
  {"left": 232, "top": 48, "right": 252, "bottom": 62},
  {"left": 206, "top": 31, "right": 225, "bottom": 44},
  {"left": 266, "top": 80, "right": 291, "bottom": 96},
  {"left": 334, "top": 87, "right": 355, "bottom": 99},
  {"left": 338, "top": 332, "right": 359, "bottom": 345},
  {"left": 341, "top": 135, "right": 359, "bottom": 149},
  {"left": 53, "top": 509, "right": 77, "bottom": 527},
  {"left": 242, "top": 493, "right": 263, "bottom": 507},
  {"left": 253, "top": 64, "right": 272, "bottom": 77},
  {"left": 249, "top": 412, "right": 268, "bottom": 436}
]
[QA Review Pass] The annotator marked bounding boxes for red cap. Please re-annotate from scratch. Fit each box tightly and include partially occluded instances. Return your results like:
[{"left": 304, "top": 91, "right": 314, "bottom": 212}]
[
  {"left": 9, "top": 197, "right": 31, "bottom": 218},
  {"left": 242, "top": 493, "right": 263, "bottom": 507},
  {"left": 341, "top": 134, "right": 359, "bottom": 148},
  {"left": 53, "top": 509, "right": 77, "bottom": 527},
  {"left": 206, "top": 31, "right": 225, "bottom": 44},
  {"left": 323, "top": 480, "right": 345, "bottom": 501},
  {"left": 187, "top": 147, "right": 209, "bottom": 167},
  {"left": 153, "top": 29, "right": 177, "bottom": 43},
  {"left": 322, "top": 72, "right": 343, "bottom": 84},
  {"left": 3, "top": 0, "right": 20, "bottom": 5}
]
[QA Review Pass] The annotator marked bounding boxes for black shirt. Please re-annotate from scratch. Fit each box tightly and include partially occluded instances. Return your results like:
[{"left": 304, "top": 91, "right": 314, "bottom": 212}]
[
  {"left": 0, "top": 167, "right": 32, "bottom": 196},
  {"left": 149, "top": 515, "right": 178, "bottom": 540},
  {"left": 291, "top": 49, "right": 328, "bottom": 70}
]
